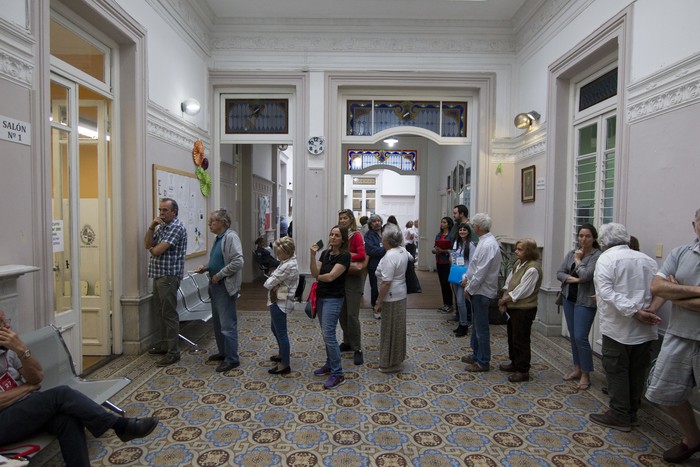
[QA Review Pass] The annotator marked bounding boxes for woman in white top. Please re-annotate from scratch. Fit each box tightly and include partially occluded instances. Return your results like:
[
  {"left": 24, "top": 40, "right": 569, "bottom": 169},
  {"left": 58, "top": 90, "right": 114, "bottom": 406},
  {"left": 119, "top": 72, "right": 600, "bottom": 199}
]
[
  {"left": 374, "top": 225, "right": 409, "bottom": 373},
  {"left": 263, "top": 237, "right": 299, "bottom": 375}
]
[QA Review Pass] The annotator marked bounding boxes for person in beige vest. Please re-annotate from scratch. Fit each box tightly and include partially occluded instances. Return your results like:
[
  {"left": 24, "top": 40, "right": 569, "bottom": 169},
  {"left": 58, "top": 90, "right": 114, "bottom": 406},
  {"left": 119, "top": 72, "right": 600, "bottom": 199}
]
[{"left": 497, "top": 238, "right": 542, "bottom": 383}]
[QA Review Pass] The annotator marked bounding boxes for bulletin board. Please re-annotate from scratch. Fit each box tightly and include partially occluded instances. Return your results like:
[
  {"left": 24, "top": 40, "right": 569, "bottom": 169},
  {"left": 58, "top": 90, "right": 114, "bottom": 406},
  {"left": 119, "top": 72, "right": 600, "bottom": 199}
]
[{"left": 153, "top": 164, "right": 207, "bottom": 258}]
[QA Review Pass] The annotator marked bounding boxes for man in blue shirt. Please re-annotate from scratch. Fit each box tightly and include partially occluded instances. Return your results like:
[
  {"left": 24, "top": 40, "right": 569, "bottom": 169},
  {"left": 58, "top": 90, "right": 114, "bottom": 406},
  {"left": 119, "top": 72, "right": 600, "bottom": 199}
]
[
  {"left": 144, "top": 198, "right": 187, "bottom": 366},
  {"left": 197, "top": 209, "right": 244, "bottom": 372}
]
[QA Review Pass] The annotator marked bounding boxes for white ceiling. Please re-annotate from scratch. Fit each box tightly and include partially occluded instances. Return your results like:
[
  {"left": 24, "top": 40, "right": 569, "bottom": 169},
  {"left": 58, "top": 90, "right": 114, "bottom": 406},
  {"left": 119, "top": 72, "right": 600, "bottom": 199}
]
[{"left": 202, "top": 0, "right": 531, "bottom": 22}]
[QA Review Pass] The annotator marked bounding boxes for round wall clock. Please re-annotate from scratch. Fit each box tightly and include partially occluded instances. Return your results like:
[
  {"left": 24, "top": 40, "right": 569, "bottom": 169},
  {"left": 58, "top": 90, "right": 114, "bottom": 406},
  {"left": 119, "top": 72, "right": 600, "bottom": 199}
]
[{"left": 307, "top": 136, "right": 325, "bottom": 155}]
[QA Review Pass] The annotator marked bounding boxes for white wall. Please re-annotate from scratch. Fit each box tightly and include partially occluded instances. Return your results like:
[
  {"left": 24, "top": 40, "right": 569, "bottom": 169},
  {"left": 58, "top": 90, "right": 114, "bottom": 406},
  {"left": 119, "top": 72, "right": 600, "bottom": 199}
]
[
  {"left": 115, "top": 1, "right": 209, "bottom": 131},
  {"left": 0, "top": 0, "right": 27, "bottom": 27}
]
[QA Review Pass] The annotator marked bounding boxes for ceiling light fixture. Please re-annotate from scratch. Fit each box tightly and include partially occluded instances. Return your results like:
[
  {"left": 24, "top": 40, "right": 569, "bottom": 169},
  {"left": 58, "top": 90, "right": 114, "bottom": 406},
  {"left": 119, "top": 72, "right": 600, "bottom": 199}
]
[
  {"left": 181, "top": 98, "right": 201, "bottom": 116},
  {"left": 383, "top": 137, "right": 399, "bottom": 147}
]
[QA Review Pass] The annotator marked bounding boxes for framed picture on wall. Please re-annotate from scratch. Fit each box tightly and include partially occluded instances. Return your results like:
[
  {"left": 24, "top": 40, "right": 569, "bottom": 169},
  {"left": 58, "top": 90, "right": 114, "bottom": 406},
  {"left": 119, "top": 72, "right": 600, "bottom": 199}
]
[{"left": 521, "top": 165, "right": 536, "bottom": 203}]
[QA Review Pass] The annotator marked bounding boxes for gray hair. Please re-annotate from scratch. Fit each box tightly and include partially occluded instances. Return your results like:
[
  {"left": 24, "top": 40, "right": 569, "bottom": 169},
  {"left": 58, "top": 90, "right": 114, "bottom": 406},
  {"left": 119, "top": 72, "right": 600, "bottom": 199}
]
[
  {"left": 598, "top": 223, "right": 630, "bottom": 248},
  {"left": 369, "top": 214, "right": 383, "bottom": 224},
  {"left": 211, "top": 208, "right": 232, "bottom": 229},
  {"left": 382, "top": 224, "right": 403, "bottom": 248},
  {"left": 471, "top": 213, "right": 492, "bottom": 232}
]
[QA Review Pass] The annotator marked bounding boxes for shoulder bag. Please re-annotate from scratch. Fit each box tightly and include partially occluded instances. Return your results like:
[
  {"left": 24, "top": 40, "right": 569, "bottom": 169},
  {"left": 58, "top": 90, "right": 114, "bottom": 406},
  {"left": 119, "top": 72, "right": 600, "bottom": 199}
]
[
  {"left": 406, "top": 254, "right": 422, "bottom": 294},
  {"left": 304, "top": 282, "right": 318, "bottom": 319}
]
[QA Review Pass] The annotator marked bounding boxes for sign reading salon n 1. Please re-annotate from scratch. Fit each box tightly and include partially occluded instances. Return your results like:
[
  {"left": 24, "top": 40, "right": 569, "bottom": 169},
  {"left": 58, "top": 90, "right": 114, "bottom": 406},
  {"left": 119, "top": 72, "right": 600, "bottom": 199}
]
[{"left": 0, "top": 115, "right": 31, "bottom": 146}]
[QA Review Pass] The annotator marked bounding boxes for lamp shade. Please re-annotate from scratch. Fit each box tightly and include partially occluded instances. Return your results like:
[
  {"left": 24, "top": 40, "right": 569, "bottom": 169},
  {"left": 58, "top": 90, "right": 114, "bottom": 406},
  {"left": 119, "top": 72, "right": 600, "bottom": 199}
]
[
  {"left": 513, "top": 111, "right": 540, "bottom": 130},
  {"left": 181, "top": 98, "right": 201, "bottom": 115}
]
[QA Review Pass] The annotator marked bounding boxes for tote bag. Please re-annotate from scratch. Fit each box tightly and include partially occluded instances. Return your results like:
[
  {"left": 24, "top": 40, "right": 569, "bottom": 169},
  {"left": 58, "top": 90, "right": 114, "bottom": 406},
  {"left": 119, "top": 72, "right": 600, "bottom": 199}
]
[{"left": 406, "top": 256, "right": 422, "bottom": 294}]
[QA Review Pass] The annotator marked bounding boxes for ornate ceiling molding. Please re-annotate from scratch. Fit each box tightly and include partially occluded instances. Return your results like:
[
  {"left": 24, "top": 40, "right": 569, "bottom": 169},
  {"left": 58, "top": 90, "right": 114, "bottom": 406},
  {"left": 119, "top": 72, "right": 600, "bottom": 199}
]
[
  {"left": 491, "top": 128, "right": 547, "bottom": 163},
  {"left": 627, "top": 53, "right": 700, "bottom": 123},
  {"left": 212, "top": 34, "right": 515, "bottom": 55},
  {"left": 0, "top": 50, "right": 33, "bottom": 88},
  {"left": 147, "top": 0, "right": 211, "bottom": 57},
  {"left": 147, "top": 100, "right": 210, "bottom": 152}
]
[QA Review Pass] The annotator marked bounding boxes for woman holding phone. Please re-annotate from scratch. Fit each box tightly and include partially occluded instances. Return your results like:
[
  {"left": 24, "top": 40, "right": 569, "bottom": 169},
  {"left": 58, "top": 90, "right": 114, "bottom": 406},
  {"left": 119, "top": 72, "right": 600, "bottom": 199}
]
[{"left": 310, "top": 226, "right": 351, "bottom": 389}]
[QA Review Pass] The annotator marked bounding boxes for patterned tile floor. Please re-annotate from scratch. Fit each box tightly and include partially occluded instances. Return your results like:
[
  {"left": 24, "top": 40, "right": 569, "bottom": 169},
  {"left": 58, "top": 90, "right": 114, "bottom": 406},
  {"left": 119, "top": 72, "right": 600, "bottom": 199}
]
[{"left": 34, "top": 308, "right": 689, "bottom": 466}]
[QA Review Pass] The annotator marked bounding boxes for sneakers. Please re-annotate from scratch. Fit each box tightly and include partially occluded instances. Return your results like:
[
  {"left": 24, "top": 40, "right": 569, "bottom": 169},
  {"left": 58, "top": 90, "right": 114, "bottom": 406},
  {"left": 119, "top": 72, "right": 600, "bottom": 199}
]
[
  {"left": 461, "top": 355, "right": 475, "bottom": 364},
  {"left": 589, "top": 410, "right": 631, "bottom": 432},
  {"left": 438, "top": 305, "right": 452, "bottom": 313},
  {"left": 324, "top": 375, "right": 346, "bottom": 389},
  {"left": 314, "top": 365, "right": 331, "bottom": 376},
  {"left": 155, "top": 354, "right": 180, "bottom": 367},
  {"left": 354, "top": 350, "right": 364, "bottom": 366},
  {"left": 373, "top": 311, "right": 381, "bottom": 319}
]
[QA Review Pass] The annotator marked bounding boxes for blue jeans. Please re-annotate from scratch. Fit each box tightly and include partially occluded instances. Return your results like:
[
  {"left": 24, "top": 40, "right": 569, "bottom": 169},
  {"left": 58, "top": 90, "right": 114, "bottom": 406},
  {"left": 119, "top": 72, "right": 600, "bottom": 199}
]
[
  {"left": 317, "top": 297, "right": 344, "bottom": 377},
  {"left": 469, "top": 294, "right": 492, "bottom": 366},
  {"left": 209, "top": 281, "right": 239, "bottom": 365},
  {"left": 451, "top": 283, "right": 472, "bottom": 326},
  {"left": 269, "top": 303, "right": 290, "bottom": 366},
  {"left": 562, "top": 298, "right": 595, "bottom": 372}
]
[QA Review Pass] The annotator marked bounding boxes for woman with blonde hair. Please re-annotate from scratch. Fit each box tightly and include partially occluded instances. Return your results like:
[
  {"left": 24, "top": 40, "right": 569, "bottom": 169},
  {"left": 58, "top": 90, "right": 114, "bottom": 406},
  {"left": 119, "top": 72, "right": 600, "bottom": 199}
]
[
  {"left": 498, "top": 238, "right": 542, "bottom": 382},
  {"left": 263, "top": 236, "right": 299, "bottom": 374}
]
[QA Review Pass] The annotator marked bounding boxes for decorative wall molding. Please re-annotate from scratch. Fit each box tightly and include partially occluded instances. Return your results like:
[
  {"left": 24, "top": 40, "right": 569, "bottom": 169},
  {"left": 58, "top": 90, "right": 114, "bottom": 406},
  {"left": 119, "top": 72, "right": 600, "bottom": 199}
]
[
  {"left": 212, "top": 33, "right": 515, "bottom": 56},
  {"left": 491, "top": 127, "right": 547, "bottom": 163},
  {"left": 147, "top": 100, "right": 210, "bottom": 152},
  {"left": 0, "top": 50, "right": 33, "bottom": 88},
  {"left": 147, "top": 0, "right": 211, "bottom": 58},
  {"left": 515, "top": 0, "right": 585, "bottom": 53},
  {"left": 627, "top": 53, "right": 700, "bottom": 124}
]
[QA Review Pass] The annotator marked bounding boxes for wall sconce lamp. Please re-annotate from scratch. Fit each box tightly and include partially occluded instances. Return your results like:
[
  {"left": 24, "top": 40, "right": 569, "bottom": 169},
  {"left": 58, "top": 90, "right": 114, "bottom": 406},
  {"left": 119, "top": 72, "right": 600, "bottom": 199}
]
[
  {"left": 383, "top": 136, "right": 398, "bottom": 147},
  {"left": 181, "top": 98, "right": 201, "bottom": 115},
  {"left": 513, "top": 111, "right": 541, "bottom": 130}
]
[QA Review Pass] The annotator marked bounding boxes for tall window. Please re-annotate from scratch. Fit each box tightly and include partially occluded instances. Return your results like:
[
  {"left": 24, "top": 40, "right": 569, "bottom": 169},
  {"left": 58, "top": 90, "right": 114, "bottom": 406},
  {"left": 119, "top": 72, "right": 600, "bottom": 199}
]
[{"left": 572, "top": 65, "right": 617, "bottom": 243}]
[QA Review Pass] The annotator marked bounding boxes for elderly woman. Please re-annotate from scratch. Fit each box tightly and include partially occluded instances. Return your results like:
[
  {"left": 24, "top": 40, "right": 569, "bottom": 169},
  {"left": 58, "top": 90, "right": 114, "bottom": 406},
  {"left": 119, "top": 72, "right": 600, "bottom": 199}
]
[
  {"left": 263, "top": 237, "right": 299, "bottom": 375},
  {"left": 557, "top": 223, "right": 602, "bottom": 390},
  {"left": 310, "top": 225, "right": 351, "bottom": 389},
  {"left": 337, "top": 209, "right": 367, "bottom": 366},
  {"left": 373, "top": 225, "right": 409, "bottom": 373},
  {"left": 498, "top": 238, "right": 542, "bottom": 382}
]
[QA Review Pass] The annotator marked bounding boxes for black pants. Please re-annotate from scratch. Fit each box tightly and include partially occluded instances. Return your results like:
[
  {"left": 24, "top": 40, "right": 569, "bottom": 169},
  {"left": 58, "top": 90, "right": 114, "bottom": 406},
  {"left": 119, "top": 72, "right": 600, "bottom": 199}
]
[
  {"left": 0, "top": 385, "right": 118, "bottom": 466},
  {"left": 295, "top": 274, "right": 306, "bottom": 300},
  {"left": 602, "top": 335, "right": 652, "bottom": 423},
  {"left": 506, "top": 307, "right": 537, "bottom": 372},
  {"left": 436, "top": 263, "right": 453, "bottom": 307}
]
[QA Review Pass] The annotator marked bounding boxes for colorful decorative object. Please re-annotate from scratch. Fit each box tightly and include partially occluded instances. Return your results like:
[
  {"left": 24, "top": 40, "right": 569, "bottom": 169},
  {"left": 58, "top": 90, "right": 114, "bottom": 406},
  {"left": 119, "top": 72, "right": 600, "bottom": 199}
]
[
  {"left": 192, "top": 140, "right": 204, "bottom": 166},
  {"left": 201, "top": 158, "right": 209, "bottom": 170},
  {"left": 195, "top": 166, "right": 211, "bottom": 197}
]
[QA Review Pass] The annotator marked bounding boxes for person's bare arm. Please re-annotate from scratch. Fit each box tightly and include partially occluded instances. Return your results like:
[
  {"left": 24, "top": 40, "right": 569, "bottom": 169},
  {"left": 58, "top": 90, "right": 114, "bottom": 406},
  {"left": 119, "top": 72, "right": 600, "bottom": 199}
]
[
  {"left": 0, "top": 328, "right": 43, "bottom": 385},
  {"left": 0, "top": 384, "right": 40, "bottom": 410},
  {"left": 651, "top": 275, "right": 700, "bottom": 301}
]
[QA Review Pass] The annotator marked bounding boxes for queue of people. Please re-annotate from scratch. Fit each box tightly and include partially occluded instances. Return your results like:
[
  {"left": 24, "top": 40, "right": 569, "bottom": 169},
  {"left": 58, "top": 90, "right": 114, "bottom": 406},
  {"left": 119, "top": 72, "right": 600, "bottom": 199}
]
[{"left": 140, "top": 200, "right": 699, "bottom": 463}]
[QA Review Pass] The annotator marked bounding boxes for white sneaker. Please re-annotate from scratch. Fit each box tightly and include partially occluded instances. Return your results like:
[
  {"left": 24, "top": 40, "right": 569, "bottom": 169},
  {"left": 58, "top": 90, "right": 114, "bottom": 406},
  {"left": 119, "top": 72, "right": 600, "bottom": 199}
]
[{"left": 373, "top": 312, "right": 381, "bottom": 320}]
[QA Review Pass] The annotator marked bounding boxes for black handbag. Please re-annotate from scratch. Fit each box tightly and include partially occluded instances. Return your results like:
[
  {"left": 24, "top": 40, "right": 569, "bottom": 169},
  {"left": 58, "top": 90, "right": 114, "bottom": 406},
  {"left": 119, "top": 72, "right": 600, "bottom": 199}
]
[{"left": 405, "top": 255, "right": 422, "bottom": 294}]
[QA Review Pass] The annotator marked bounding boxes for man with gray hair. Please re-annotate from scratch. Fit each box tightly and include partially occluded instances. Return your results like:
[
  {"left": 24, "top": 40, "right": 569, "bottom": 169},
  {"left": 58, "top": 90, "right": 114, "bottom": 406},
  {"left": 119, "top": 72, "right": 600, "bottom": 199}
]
[
  {"left": 463, "top": 213, "right": 501, "bottom": 372},
  {"left": 645, "top": 209, "right": 700, "bottom": 463},
  {"left": 589, "top": 223, "right": 661, "bottom": 433}
]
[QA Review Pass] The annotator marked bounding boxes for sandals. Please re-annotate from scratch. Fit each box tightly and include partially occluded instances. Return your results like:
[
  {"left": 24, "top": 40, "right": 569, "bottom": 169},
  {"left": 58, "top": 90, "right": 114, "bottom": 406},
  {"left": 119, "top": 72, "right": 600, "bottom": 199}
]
[
  {"left": 577, "top": 381, "right": 591, "bottom": 391},
  {"left": 563, "top": 371, "right": 581, "bottom": 381}
]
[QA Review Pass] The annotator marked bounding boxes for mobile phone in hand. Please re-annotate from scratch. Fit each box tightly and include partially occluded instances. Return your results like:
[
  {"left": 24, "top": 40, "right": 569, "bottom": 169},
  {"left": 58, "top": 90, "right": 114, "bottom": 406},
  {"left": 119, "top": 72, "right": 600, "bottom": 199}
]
[{"left": 315, "top": 239, "right": 324, "bottom": 249}]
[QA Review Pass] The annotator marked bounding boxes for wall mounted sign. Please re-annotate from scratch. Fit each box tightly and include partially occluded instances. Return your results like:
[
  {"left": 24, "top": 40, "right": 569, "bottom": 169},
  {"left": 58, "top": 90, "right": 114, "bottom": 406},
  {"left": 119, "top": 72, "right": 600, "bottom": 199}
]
[{"left": 0, "top": 114, "right": 30, "bottom": 146}]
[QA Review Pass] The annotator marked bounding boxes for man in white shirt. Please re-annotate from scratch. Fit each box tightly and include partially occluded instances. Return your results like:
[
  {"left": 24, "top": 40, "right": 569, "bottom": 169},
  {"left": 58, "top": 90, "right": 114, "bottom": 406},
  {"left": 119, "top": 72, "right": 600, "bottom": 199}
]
[
  {"left": 589, "top": 223, "right": 662, "bottom": 433},
  {"left": 462, "top": 213, "right": 501, "bottom": 372}
]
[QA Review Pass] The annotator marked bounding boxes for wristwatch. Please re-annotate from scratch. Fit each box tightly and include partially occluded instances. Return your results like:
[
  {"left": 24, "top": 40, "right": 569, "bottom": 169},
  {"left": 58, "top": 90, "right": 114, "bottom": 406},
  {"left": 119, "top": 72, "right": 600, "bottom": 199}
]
[{"left": 20, "top": 349, "right": 31, "bottom": 360}]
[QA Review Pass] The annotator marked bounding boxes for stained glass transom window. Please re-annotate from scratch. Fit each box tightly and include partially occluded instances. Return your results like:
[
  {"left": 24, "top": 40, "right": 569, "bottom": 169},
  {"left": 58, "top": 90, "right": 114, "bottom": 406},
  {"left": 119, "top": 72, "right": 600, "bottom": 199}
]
[
  {"left": 347, "top": 150, "right": 417, "bottom": 172},
  {"left": 579, "top": 68, "right": 617, "bottom": 112},
  {"left": 347, "top": 100, "right": 468, "bottom": 138}
]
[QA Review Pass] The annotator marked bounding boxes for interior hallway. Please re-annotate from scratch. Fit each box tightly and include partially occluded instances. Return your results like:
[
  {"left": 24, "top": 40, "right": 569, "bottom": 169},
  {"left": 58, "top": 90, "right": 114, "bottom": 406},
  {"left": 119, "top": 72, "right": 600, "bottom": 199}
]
[{"left": 32, "top": 270, "right": 683, "bottom": 466}]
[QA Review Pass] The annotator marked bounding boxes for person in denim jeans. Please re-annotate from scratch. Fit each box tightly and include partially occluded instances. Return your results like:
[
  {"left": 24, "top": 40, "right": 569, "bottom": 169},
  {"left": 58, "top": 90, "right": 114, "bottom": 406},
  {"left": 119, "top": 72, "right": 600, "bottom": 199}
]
[
  {"left": 310, "top": 225, "right": 351, "bottom": 389},
  {"left": 264, "top": 237, "right": 299, "bottom": 374},
  {"left": 463, "top": 213, "right": 501, "bottom": 372},
  {"left": 557, "top": 223, "right": 601, "bottom": 390},
  {"left": 196, "top": 209, "right": 244, "bottom": 373}
]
